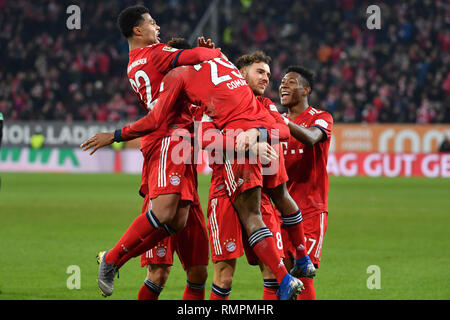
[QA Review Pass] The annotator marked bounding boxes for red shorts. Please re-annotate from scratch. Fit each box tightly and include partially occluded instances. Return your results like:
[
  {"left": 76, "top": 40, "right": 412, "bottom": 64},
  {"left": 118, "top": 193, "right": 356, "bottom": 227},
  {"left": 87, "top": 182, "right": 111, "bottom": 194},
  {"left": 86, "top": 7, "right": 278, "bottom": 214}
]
[
  {"left": 207, "top": 195, "right": 244, "bottom": 263},
  {"left": 243, "top": 192, "right": 284, "bottom": 265},
  {"left": 140, "top": 192, "right": 209, "bottom": 269},
  {"left": 222, "top": 145, "right": 288, "bottom": 202},
  {"left": 140, "top": 136, "right": 195, "bottom": 201},
  {"left": 281, "top": 212, "right": 328, "bottom": 268},
  {"left": 207, "top": 191, "right": 284, "bottom": 265},
  {"left": 222, "top": 156, "right": 263, "bottom": 202}
]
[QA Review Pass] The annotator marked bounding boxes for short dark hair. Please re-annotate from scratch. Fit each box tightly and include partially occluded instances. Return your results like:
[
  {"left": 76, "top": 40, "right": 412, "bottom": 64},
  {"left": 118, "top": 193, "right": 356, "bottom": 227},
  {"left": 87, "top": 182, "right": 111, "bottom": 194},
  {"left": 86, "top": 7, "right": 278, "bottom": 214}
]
[
  {"left": 167, "top": 37, "right": 192, "bottom": 49},
  {"left": 286, "top": 65, "right": 315, "bottom": 92},
  {"left": 235, "top": 51, "right": 272, "bottom": 70},
  {"left": 117, "top": 5, "right": 150, "bottom": 39}
]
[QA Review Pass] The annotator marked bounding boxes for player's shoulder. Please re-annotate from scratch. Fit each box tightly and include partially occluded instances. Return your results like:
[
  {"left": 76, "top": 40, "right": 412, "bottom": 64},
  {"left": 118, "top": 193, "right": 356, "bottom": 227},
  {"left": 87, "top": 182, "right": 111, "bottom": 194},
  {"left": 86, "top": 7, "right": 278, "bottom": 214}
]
[
  {"left": 309, "top": 106, "right": 333, "bottom": 122},
  {"left": 143, "top": 43, "right": 181, "bottom": 55}
]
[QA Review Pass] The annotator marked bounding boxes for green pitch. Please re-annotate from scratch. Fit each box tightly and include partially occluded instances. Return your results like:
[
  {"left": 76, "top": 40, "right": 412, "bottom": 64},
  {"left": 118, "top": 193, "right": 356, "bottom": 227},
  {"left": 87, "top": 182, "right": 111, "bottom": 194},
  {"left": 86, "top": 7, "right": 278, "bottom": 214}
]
[{"left": 0, "top": 172, "right": 449, "bottom": 300}]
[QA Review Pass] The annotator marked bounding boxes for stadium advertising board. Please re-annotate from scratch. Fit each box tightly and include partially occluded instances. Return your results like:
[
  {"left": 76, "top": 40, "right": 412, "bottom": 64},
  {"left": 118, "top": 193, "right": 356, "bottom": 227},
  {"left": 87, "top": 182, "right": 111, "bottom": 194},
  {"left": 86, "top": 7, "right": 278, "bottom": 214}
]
[
  {"left": 1, "top": 121, "right": 127, "bottom": 148},
  {"left": 328, "top": 153, "right": 450, "bottom": 178},
  {"left": 330, "top": 124, "right": 450, "bottom": 153},
  {"left": 1, "top": 148, "right": 448, "bottom": 178},
  {"left": 3, "top": 122, "right": 449, "bottom": 152},
  {"left": 0, "top": 148, "right": 118, "bottom": 173}
]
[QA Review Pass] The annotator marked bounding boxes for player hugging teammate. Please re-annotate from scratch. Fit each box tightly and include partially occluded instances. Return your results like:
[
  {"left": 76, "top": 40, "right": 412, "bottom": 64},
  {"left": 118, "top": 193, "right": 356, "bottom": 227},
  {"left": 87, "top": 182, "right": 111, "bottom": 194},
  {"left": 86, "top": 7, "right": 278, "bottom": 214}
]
[{"left": 81, "top": 5, "right": 332, "bottom": 301}]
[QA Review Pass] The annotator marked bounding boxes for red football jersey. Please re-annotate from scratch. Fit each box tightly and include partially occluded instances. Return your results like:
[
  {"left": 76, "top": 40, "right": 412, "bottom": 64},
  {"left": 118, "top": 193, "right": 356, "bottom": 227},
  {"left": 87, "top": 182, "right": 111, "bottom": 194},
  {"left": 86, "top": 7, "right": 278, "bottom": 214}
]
[
  {"left": 126, "top": 43, "right": 221, "bottom": 152},
  {"left": 185, "top": 59, "right": 276, "bottom": 132},
  {"left": 139, "top": 58, "right": 276, "bottom": 133},
  {"left": 120, "top": 58, "right": 284, "bottom": 146},
  {"left": 282, "top": 106, "right": 333, "bottom": 218}
]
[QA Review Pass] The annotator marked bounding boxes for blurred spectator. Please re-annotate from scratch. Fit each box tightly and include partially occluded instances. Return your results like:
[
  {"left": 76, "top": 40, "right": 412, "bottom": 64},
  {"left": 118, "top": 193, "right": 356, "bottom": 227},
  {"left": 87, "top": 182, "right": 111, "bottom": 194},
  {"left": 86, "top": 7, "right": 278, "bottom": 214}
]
[
  {"left": 0, "top": 0, "right": 449, "bottom": 124},
  {"left": 439, "top": 135, "right": 450, "bottom": 152}
]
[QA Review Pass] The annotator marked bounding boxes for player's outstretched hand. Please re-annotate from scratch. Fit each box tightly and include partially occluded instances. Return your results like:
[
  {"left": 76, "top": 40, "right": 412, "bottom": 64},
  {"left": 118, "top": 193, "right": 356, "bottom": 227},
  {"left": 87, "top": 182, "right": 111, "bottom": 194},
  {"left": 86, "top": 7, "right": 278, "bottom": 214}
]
[
  {"left": 250, "top": 142, "right": 278, "bottom": 163},
  {"left": 197, "top": 36, "right": 229, "bottom": 61},
  {"left": 80, "top": 132, "right": 115, "bottom": 155},
  {"left": 197, "top": 36, "right": 215, "bottom": 49},
  {"left": 235, "top": 128, "right": 260, "bottom": 152}
]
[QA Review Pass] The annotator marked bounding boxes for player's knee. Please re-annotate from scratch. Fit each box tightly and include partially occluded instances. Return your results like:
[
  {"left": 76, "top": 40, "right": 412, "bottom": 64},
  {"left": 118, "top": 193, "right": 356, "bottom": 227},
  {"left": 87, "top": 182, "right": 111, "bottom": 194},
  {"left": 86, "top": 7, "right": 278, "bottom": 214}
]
[
  {"left": 151, "top": 194, "right": 181, "bottom": 224},
  {"left": 147, "top": 264, "right": 171, "bottom": 286},
  {"left": 214, "top": 261, "right": 235, "bottom": 289},
  {"left": 216, "top": 274, "right": 233, "bottom": 289}
]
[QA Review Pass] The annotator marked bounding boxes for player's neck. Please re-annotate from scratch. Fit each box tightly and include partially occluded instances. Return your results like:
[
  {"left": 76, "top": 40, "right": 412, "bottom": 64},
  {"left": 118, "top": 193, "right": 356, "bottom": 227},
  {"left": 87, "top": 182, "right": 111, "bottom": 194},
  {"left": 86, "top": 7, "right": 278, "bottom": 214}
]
[
  {"left": 288, "top": 100, "right": 309, "bottom": 120},
  {"left": 128, "top": 38, "right": 155, "bottom": 51}
]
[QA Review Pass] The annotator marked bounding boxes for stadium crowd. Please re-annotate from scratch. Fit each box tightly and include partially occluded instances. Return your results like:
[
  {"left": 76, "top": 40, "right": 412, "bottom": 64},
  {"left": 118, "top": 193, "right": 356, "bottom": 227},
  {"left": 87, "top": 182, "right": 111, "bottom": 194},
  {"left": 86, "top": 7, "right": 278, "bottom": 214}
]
[{"left": 0, "top": 0, "right": 448, "bottom": 123}]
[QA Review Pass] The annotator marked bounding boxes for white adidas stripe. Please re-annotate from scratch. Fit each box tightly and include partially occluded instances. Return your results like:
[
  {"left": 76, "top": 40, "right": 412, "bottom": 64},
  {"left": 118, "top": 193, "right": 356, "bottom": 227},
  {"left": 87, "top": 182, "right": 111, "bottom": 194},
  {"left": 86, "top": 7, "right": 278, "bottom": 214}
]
[
  {"left": 315, "top": 212, "right": 325, "bottom": 259},
  {"left": 158, "top": 137, "right": 170, "bottom": 187},
  {"left": 210, "top": 198, "right": 222, "bottom": 256},
  {"left": 224, "top": 158, "right": 237, "bottom": 193}
]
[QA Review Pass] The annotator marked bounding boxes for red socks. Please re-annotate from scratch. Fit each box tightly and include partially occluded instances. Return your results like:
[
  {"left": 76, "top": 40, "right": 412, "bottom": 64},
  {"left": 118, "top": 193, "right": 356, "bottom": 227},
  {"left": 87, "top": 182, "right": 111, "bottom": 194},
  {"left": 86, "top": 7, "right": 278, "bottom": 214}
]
[
  {"left": 282, "top": 210, "right": 307, "bottom": 259},
  {"left": 138, "top": 279, "right": 163, "bottom": 300},
  {"left": 248, "top": 228, "right": 288, "bottom": 285},
  {"left": 116, "top": 227, "right": 169, "bottom": 268},
  {"left": 209, "top": 284, "right": 231, "bottom": 300},
  {"left": 262, "top": 279, "right": 279, "bottom": 300},
  {"left": 105, "top": 210, "right": 162, "bottom": 265},
  {"left": 182, "top": 281, "right": 205, "bottom": 300}
]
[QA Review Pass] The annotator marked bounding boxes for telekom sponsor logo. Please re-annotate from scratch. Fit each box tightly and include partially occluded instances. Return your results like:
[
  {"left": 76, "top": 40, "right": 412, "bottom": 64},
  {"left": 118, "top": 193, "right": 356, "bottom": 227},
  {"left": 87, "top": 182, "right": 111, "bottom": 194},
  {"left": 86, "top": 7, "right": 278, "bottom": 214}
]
[{"left": 327, "top": 153, "right": 450, "bottom": 178}]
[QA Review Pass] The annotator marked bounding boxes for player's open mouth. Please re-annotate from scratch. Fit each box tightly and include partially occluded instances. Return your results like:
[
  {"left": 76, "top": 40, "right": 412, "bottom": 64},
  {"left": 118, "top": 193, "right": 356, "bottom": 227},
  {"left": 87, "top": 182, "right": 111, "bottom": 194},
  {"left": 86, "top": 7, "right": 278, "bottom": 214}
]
[{"left": 280, "top": 91, "right": 290, "bottom": 98}]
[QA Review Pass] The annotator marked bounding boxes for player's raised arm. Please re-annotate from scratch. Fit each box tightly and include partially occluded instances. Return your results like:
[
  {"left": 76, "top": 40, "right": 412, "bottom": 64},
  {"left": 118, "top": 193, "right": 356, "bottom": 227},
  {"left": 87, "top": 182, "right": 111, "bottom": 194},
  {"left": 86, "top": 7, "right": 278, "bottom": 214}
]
[{"left": 174, "top": 46, "right": 223, "bottom": 66}]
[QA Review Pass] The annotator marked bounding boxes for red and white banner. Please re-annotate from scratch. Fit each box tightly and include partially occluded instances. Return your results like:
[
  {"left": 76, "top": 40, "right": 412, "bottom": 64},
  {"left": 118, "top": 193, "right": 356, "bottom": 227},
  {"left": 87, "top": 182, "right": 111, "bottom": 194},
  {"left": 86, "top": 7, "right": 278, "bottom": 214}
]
[
  {"left": 1, "top": 147, "right": 448, "bottom": 178},
  {"left": 328, "top": 152, "right": 450, "bottom": 178}
]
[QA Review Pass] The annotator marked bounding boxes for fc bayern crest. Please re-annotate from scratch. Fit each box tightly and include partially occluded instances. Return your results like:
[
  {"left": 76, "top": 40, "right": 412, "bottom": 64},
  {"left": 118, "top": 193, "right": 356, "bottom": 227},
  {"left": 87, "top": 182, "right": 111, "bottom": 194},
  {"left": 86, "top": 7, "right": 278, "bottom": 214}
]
[
  {"left": 156, "top": 245, "right": 167, "bottom": 258},
  {"left": 169, "top": 173, "right": 181, "bottom": 186}
]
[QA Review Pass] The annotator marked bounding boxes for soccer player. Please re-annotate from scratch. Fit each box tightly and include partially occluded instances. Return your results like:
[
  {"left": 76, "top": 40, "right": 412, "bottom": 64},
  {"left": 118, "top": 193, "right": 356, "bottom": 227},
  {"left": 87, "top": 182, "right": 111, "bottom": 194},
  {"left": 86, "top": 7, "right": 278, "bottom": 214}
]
[
  {"left": 136, "top": 187, "right": 209, "bottom": 300},
  {"left": 279, "top": 66, "right": 333, "bottom": 300},
  {"left": 83, "top": 5, "right": 223, "bottom": 297},
  {"left": 134, "top": 38, "right": 209, "bottom": 301},
  {"left": 83, "top": 56, "right": 305, "bottom": 299}
]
